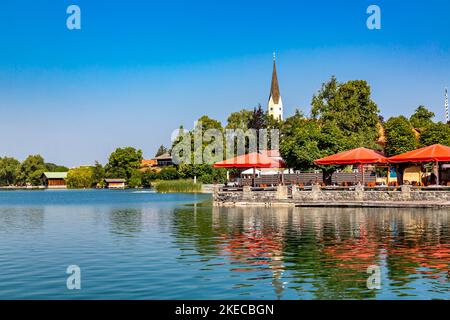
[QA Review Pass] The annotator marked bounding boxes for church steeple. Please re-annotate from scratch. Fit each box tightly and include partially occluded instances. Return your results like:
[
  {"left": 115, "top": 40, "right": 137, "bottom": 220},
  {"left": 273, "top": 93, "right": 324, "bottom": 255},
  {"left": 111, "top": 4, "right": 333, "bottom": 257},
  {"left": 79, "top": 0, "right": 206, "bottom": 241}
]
[{"left": 268, "top": 53, "right": 283, "bottom": 121}]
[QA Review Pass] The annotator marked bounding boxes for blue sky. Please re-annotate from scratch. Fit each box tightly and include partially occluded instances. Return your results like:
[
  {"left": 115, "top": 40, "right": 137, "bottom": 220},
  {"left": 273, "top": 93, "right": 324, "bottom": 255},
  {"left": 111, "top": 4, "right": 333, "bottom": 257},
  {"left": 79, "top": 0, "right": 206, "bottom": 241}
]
[{"left": 0, "top": 0, "right": 449, "bottom": 166}]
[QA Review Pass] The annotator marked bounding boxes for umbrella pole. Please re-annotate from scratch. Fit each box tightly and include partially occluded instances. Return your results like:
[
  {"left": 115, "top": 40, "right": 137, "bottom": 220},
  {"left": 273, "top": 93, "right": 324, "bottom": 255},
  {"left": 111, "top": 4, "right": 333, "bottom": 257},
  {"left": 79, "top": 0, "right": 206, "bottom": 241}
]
[
  {"left": 387, "top": 165, "right": 390, "bottom": 186},
  {"left": 252, "top": 167, "right": 256, "bottom": 187},
  {"left": 436, "top": 161, "right": 440, "bottom": 185},
  {"left": 362, "top": 165, "right": 365, "bottom": 186}
]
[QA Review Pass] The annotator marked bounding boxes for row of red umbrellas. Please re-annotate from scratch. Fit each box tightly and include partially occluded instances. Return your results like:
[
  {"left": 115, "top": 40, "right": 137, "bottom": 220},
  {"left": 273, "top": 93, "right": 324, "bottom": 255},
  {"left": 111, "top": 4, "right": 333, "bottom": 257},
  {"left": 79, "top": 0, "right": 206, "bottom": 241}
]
[
  {"left": 213, "top": 144, "right": 450, "bottom": 168},
  {"left": 314, "top": 144, "right": 450, "bottom": 165}
]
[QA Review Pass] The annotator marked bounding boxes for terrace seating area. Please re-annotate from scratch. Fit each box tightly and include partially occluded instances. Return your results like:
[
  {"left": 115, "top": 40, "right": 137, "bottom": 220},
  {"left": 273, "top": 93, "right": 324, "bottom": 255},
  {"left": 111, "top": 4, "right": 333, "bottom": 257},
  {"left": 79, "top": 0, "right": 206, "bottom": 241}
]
[{"left": 216, "top": 145, "right": 450, "bottom": 195}]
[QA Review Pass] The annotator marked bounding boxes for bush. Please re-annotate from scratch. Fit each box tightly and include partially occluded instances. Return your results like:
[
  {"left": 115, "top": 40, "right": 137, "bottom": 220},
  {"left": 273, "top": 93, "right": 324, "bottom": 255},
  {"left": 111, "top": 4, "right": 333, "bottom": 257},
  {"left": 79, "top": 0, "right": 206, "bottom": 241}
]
[
  {"left": 158, "top": 167, "right": 179, "bottom": 180},
  {"left": 177, "top": 164, "right": 227, "bottom": 184},
  {"left": 199, "top": 173, "right": 213, "bottom": 184},
  {"left": 128, "top": 169, "right": 143, "bottom": 188},
  {"left": 154, "top": 180, "right": 201, "bottom": 193},
  {"left": 142, "top": 170, "right": 159, "bottom": 188},
  {"left": 66, "top": 167, "right": 94, "bottom": 189}
]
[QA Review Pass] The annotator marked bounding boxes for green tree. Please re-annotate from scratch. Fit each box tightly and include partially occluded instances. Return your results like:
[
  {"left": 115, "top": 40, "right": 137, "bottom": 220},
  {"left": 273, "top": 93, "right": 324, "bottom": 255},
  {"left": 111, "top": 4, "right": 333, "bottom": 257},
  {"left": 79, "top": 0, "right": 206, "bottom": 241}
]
[
  {"left": 128, "top": 169, "right": 143, "bottom": 188},
  {"left": 177, "top": 164, "right": 227, "bottom": 183},
  {"left": 19, "top": 154, "right": 46, "bottom": 186},
  {"left": 159, "top": 167, "right": 180, "bottom": 180},
  {"left": 66, "top": 167, "right": 94, "bottom": 189},
  {"left": 155, "top": 145, "right": 168, "bottom": 157},
  {"left": 199, "top": 168, "right": 227, "bottom": 184},
  {"left": 142, "top": 170, "right": 159, "bottom": 188},
  {"left": 105, "top": 147, "right": 143, "bottom": 182},
  {"left": 92, "top": 161, "right": 105, "bottom": 187},
  {"left": 280, "top": 112, "right": 345, "bottom": 171},
  {"left": 191, "top": 115, "right": 224, "bottom": 157},
  {"left": 0, "top": 157, "right": 21, "bottom": 186},
  {"left": 265, "top": 110, "right": 283, "bottom": 131},
  {"left": 419, "top": 122, "right": 450, "bottom": 147},
  {"left": 247, "top": 104, "right": 267, "bottom": 131},
  {"left": 410, "top": 105, "right": 435, "bottom": 130},
  {"left": 384, "top": 116, "right": 418, "bottom": 156},
  {"left": 246, "top": 105, "right": 269, "bottom": 152},
  {"left": 311, "top": 77, "right": 380, "bottom": 149},
  {"left": 196, "top": 115, "right": 223, "bottom": 133},
  {"left": 172, "top": 115, "right": 225, "bottom": 181},
  {"left": 173, "top": 116, "right": 223, "bottom": 155},
  {"left": 226, "top": 109, "right": 253, "bottom": 130},
  {"left": 44, "top": 163, "right": 69, "bottom": 172}
]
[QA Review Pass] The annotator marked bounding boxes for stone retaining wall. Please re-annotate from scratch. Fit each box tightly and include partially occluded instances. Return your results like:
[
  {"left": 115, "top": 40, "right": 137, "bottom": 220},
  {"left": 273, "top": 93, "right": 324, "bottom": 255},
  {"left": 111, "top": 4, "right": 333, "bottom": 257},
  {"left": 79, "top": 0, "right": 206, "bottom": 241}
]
[{"left": 213, "top": 185, "right": 450, "bottom": 207}]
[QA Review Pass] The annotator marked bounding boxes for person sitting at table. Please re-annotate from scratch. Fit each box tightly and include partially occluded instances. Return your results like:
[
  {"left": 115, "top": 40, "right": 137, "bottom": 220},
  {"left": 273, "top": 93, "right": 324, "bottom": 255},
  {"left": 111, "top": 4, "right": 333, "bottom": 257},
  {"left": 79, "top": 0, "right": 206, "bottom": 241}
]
[{"left": 429, "top": 173, "right": 437, "bottom": 185}]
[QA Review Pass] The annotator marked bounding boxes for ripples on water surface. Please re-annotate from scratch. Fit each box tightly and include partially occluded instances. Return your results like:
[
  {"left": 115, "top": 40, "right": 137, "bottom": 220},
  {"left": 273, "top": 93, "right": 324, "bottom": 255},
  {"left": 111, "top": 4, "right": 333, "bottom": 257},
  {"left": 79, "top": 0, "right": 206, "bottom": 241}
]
[{"left": 0, "top": 190, "right": 448, "bottom": 299}]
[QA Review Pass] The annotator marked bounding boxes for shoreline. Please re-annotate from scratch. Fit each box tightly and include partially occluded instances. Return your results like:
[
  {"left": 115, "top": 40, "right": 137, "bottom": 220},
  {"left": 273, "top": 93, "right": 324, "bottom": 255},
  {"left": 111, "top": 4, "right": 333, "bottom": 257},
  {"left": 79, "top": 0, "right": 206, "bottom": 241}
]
[
  {"left": 214, "top": 200, "right": 450, "bottom": 209},
  {"left": 214, "top": 185, "right": 450, "bottom": 208}
]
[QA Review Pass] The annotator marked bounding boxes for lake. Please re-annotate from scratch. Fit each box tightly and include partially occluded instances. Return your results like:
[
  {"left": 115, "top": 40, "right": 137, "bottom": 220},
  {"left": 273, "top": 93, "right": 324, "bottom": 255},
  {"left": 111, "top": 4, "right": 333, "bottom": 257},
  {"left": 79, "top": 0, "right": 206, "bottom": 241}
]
[{"left": 0, "top": 190, "right": 448, "bottom": 299}]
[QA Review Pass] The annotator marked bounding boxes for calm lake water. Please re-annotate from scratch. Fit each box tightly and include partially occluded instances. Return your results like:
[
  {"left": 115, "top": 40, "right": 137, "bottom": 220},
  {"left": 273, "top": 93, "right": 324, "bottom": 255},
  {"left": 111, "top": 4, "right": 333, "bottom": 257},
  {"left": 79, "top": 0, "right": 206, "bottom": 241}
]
[{"left": 0, "top": 190, "right": 448, "bottom": 300}]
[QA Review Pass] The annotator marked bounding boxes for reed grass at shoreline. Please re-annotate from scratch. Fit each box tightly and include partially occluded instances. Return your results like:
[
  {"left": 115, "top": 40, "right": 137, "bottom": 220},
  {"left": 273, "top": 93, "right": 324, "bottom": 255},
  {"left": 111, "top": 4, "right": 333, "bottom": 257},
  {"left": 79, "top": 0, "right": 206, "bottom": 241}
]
[{"left": 153, "top": 179, "right": 202, "bottom": 193}]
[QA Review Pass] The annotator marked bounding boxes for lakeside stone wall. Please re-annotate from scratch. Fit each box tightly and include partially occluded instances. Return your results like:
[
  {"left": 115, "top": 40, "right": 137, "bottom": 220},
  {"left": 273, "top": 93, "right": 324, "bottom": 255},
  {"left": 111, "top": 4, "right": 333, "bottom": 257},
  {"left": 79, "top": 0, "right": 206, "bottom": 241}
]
[{"left": 213, "top": 185, "right": 450, "bottom": 207}]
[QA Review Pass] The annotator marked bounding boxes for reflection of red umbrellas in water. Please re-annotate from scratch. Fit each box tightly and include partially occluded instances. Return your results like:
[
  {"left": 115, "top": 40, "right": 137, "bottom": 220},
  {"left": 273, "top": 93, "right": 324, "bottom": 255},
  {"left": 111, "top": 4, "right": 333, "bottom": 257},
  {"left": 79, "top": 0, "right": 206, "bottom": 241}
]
[
  {"left": 322, "top": 225, "right": 450, "bottom": 276},
  {"left": 322, "top": 225, "right": 380, "bottom": 273},
  {"left": 387, "top": 244, "right": 450, "bottom": 276},
  {"left": 219, "top": 229, "right": 284, "bottom": 272},
  {"left": 217, "top": 224, "right": 450, "bottom": 277}
]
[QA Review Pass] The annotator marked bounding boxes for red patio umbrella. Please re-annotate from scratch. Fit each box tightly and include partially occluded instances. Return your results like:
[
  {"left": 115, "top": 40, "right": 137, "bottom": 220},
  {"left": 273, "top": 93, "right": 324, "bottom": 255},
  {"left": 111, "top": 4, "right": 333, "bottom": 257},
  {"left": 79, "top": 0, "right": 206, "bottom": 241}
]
[
  {"left": 214, "top": 152, "right": 285, "bottom": 187},
  {"left": 388, "top": 144, "right": 450, "bottom": 163},
  {"left": 388, "top": 144, "right": 450, "bottom": 185},
  {"left": 314, "top": 148, "right": 388, "bottom": 165},
  {"left": 314, "top": 148, "right": 388, "bottom": 186},
  {"left": 213, "top": 152, "right": 285, "bottom": 168}
]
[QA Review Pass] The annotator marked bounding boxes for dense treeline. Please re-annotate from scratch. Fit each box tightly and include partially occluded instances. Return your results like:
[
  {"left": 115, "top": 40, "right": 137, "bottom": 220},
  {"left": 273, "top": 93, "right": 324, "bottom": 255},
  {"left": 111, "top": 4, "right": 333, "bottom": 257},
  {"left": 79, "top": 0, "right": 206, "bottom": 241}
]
[
  {"left": 1, "top": 76, "right": 448, "bottom": 188},
  {"left": 171, "top": 76, "right": 449, "bottom": 173},
  {"left": 0, "top": 155, "right": 68, "bottom": 186}
]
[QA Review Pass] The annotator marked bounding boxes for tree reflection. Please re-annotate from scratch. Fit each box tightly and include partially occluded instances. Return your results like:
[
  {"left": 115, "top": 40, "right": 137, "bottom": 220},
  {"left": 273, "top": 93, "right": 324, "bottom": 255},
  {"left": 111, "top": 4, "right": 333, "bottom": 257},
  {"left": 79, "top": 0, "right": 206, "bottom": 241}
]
[
  {"left": 170, "top": 204, "right": 450, "bottom": 299},
  {"left": 108, "top": 208, "right": 143, "bottom": 237},
  {"left": 0, "top": 207, "right": 45, "bottom": 233}
]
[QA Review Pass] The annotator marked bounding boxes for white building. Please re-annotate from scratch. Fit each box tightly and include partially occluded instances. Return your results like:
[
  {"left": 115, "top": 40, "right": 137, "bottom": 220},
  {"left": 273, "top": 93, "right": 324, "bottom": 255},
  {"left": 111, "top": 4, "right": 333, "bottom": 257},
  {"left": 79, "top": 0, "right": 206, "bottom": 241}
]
[{"left": 267, "top": 55, "right": 283, "bottom": 121}]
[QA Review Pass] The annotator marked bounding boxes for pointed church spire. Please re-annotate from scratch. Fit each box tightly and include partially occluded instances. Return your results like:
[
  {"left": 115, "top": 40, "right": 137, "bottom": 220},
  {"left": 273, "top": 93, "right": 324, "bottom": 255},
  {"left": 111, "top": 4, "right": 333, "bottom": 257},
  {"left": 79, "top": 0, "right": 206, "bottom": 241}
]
[
  {"left": 270, "top": 55, "right": 281, "bottom": 104},
  {"left": 268, "top": 53, "right": 283, "bottom": 120}
]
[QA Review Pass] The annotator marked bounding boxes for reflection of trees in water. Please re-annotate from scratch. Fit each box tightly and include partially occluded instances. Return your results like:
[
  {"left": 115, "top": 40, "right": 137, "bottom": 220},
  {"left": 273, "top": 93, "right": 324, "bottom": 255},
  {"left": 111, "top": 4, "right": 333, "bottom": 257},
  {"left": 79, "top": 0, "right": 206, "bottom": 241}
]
[
  {"left": 215, "top": 207, "right": 288, "bottom": 299},
  {"left": 279, "top": 208, "right": 378, "bottom": 299},
  {"left": 108, "top": 208, "right": 143, "bottom": 237},
  {"left": 285, "top": 208, "right": 449, "bottom": 298},
  {"left": 170, "top": 205, "right": 450, "bottom": 299},
  {"left": 171, "top": 205, "right": 288, "bottom": 298},
  {"left": 171, "top": 205, "right": 225, "bottom": 259},
  {"left": 384, "top": 210, "right": 450, "bottom": 286},
  {"left": 0, "top": 207, "right": 45, "bottom": 233}
]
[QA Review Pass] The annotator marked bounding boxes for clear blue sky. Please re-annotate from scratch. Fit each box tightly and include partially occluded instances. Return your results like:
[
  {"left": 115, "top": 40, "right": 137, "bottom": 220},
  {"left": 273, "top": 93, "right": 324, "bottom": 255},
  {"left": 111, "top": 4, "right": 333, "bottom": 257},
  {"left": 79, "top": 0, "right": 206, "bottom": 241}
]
[{"left": 0, "top": 0, "right": 449, "bottom": 166}]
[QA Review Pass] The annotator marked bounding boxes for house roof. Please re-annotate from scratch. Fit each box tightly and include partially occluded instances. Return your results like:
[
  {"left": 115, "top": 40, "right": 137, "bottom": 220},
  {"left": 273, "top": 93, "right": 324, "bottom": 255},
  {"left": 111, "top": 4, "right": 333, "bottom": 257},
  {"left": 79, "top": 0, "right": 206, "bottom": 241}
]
[
  {"left": 43, "top": 172, "right": 68, "bottom": 179},
  {"left": 105, "top": 178, "right": 126, "bottom": 183},
  {"left": 154, "top": 153, "right": 172, "bottom": 160},
  {"left": 141, "top": 159, "right": 157, "bottom": 166}
]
